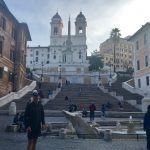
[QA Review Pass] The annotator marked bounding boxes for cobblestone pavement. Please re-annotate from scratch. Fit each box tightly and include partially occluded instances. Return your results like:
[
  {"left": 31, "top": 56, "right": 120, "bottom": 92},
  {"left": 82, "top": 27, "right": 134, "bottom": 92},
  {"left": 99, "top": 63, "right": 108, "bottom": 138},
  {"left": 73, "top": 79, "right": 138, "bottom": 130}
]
[{"left": 0, "top": 115, "right": 147, "bottom": 150}]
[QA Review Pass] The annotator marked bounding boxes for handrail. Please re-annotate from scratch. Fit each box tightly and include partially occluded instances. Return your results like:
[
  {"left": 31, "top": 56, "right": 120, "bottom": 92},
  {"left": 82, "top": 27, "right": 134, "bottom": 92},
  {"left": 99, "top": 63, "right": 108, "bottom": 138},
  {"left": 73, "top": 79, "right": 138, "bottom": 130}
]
[{"left": 0, "top": 81, "right": 36, "bottom": 107}]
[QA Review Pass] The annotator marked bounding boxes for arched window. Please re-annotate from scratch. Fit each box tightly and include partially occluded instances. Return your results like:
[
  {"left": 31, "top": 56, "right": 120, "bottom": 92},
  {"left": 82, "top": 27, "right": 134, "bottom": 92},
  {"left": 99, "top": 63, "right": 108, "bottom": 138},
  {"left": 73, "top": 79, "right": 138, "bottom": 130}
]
[
  {"left": 79, "top": 26, "right": 83, "bottom": 34},
  {"left": 63, "top": 54, "right": 66, "bottom": 62},
  {"left": 79, "top": 51, "right": 82, "bottom": 59},
  {"left": 53, "top": 50, "right": 56, "bottom": 59},
  {"left": 0, "top": 36, "right": 4, "bottom": 55},
  {"left": 54, "top": 27, "right": 58, "bottom": 35}
]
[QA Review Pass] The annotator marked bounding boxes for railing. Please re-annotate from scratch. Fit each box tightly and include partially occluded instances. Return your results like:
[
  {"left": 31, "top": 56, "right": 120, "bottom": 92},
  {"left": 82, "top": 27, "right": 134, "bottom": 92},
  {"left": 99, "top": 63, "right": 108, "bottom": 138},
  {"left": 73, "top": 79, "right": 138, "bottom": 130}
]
[
  {"left": 122, "top": 81, "right": 144, "bottom": 96},
  {"left": 0, "top": 81, "right": 36, "bottom": 107}
]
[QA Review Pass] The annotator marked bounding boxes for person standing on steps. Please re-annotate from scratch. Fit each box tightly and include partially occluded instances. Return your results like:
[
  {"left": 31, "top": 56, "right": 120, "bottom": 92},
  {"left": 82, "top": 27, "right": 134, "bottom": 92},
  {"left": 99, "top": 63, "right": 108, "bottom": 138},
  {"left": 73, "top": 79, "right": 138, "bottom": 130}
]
[
  {"left": 101, "top": 104, "right": 106, "bottom": 117},
  {"left": 89, "top": 102, "right": 96, "bottom": 122},
  {"left": 25, "top": 90, "right": 45, "bottom": 150},
  {"left": 144, "top": 105, "right": 150, "bottom": 150}
]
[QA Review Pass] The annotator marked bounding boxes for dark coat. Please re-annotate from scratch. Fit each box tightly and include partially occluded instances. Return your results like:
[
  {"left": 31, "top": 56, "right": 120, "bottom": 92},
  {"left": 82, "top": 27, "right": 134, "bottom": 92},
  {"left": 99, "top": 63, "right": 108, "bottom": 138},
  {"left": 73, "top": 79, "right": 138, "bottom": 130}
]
[
  {"left": 24, "top": 100, "right": 45, "bottom": 134},
  {"left": 89, "top": 104, "right": 96, "bottom": 112},
  {"left": 144, "top": 112, "right": 150, "bottom": 131}
]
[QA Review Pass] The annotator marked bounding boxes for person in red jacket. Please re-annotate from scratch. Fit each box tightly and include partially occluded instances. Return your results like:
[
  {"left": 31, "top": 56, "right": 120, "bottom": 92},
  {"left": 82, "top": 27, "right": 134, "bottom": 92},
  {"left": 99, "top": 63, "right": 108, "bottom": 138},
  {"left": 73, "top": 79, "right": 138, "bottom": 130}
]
[
  {"left": 25, "top": 90, "right": 45, "bottom": 150},
  {"left": 89, "top": 103, "right": 96, "bottom": 122}
]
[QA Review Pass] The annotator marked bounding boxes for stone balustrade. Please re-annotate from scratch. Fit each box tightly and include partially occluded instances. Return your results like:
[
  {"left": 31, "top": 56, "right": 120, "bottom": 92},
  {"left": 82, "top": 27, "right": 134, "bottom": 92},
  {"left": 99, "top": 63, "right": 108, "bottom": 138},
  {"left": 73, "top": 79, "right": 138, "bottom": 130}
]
[{"left": 0, "top": 81, "right": 36, "bottom": 107}]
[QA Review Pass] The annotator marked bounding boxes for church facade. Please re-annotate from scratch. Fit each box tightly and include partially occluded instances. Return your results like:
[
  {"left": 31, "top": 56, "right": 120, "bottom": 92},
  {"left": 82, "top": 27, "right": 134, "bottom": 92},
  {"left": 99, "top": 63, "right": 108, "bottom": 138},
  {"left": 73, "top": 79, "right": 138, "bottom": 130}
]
[{"left": 26, "top": 12, "right": 91, "bottom": 83}]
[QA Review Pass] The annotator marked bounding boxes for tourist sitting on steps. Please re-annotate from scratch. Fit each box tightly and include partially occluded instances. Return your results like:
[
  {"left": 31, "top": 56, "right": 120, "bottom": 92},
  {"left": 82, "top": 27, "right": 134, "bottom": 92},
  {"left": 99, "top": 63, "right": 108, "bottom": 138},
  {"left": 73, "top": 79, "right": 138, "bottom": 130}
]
[
  {"left": 13, "top": 112, "right": 25, "bottom": 132},
  {"left": 101, "top": 104, "right": 106, "bottom": 117},
  {"left": 105, "top": 101, "right": 112, "bottom": 109},
  {"left": 82, "top": 108, "right": 88, "bottom": 117},
  {"left": 65, "top": 96, "right": 69, "bottom": 101},
  {"left": 69, "top": 104, "right": 77, "bottom": 112}
]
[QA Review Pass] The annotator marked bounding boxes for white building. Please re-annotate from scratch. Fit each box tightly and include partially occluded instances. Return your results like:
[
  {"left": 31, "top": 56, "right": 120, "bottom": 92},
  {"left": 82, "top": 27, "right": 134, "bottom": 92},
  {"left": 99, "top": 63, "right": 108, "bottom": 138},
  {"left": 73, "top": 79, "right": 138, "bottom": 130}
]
[{"left": 26, "top": 12, "right": 91, "bottom": 83}]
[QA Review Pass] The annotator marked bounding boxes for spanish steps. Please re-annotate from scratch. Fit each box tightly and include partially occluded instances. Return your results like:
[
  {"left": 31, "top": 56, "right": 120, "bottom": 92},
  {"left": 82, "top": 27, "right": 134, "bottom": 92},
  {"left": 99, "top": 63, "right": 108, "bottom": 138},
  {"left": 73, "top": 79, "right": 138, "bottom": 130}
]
[
  {"left": 104, "top": 76, "right": 143, "bottom": 104},
  {"left": 0, "top": 79, "right": 141, "bottom": 112},
  {"left": 44, "top": 83, "right": 140, "bottom": 111}
]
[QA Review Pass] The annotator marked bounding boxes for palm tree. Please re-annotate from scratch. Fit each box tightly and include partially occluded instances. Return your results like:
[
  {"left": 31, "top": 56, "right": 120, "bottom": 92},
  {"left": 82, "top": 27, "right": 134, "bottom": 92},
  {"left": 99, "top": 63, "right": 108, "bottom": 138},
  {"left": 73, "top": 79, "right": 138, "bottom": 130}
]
[{"left": 110, "top": 28, "right": 121, "bottom": 72}]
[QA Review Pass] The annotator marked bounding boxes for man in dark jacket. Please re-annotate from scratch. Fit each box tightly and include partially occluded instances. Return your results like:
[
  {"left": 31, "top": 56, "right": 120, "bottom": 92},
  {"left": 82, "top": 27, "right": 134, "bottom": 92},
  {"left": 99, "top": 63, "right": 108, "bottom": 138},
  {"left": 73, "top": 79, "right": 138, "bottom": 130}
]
[
  {"left": 144, "top": 105, "right": 150, "bottom": 150},
  {"left": 25, "top": 90, "right": 45, "bottom": 150}
]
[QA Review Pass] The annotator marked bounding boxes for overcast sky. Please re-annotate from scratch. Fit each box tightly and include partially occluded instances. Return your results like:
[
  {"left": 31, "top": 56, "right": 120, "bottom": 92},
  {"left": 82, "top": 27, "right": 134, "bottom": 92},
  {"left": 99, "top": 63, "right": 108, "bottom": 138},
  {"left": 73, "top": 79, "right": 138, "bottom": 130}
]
[{"left": 4, "top": 0, "right": 150, "bottom": 55}]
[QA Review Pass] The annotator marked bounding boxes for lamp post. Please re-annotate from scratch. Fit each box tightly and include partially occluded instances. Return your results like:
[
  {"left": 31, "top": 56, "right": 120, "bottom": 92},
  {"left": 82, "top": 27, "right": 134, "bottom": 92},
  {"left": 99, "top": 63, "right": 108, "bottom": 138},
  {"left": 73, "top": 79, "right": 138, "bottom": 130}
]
[
  {"left": 58, "top": 65, "right": 62, "bottom": 88},
  {"left": 58, "top": 64, "right": 61, "bottom": 79},
  {"left": 41, "top": 61, "right": 44, "bottom": 82},
  {"left": 109, "top": 63, "right": 112, "bottom": 78},
  {"left": 33, "top": 60, "right": 35, "bottom": 71},
  {"left": 99, "top": 67, "right": 101, "bottom": 80},
  {"left": 98, "top": 67, "right": 102, "bottom": 87}
]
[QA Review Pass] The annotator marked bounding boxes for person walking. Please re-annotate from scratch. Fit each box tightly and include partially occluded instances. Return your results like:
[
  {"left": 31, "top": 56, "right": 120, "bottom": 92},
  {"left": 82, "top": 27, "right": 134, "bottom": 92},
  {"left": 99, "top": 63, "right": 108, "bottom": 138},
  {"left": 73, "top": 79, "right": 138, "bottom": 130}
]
[
  {"left": 25, "top": 90, "right": 45, "bottom": 150},
  {"left": 144, "top": 105, "right": 150, "bottom": 150},
  {"left": 101, "top": 104, "right": 106, "bottom": 117},
  {"left": 89, "top": 103, "right": 96, "bottom": 122}
]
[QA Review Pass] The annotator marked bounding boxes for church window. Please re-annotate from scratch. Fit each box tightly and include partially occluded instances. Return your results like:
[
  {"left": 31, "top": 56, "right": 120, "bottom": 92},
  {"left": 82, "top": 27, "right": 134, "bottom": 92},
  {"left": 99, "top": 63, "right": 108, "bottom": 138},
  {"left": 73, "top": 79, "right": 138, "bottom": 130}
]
[
  {"left": 79, "top": 51, "right": 82, "bottom": 59},
  {"left": 36, "top": 57, "right": 38, "bottom": 62},
  {"left": 54, "top": 27, "right": 58, "bottom": 35},
  {"left": 47, "top": 54, "right": 50, "bottom": 59},
  {"left": 79, "top": 26, "right": 83, "bottom": 34},
  {"left": 63, "top": 54, "right": 66, "bottom": 62},
  {"left": 53, "top": 55, "right": 56, "bottom": 59},
  {"left": 53, "top": 50, "right": 56, "bottom": 59},
  {"left": 36, "top": 51, "right": 39, "bottom": 55}
]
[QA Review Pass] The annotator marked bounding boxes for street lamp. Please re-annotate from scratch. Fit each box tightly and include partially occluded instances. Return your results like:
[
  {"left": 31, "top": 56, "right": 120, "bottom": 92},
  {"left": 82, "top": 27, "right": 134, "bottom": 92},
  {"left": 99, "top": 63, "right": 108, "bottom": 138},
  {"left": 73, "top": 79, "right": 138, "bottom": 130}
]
[
  {"left": 109, "top": 63, "right": 112, "bottom": 78},
  {"left": 58, "top": 64, "right": 61, "bottom": 79},
  {"left": 99, "top": 67, "right": 101, "bottom": 80},
  {"left": 41, "top": 61, "right": 44, "bottom": 82}
]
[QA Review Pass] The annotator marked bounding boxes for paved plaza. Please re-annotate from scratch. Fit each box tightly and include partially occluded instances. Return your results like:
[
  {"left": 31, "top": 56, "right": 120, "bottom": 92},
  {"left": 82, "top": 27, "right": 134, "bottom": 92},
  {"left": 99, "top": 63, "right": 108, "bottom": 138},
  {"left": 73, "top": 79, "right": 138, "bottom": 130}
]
[{"left": 0, "top": 115, "right": 147, "bottom": 150}]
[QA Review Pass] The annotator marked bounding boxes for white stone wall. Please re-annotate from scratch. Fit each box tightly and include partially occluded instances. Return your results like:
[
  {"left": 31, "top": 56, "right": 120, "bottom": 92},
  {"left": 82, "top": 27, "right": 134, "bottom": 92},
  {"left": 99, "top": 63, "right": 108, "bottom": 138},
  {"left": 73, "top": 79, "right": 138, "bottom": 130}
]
[{"left": 135, "top": 74, "right": 150, "bottom": 94}]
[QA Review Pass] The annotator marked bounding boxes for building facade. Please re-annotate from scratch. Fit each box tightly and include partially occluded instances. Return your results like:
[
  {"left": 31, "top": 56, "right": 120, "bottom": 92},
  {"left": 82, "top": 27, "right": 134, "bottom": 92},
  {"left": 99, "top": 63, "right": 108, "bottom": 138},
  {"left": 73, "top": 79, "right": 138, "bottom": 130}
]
[
  {"left": 0, "top": 0, "right": 31, "bottom": 96},
  {"left": 129, "top": 23, "right": 150, "bottom": 94},
  {"left": 27, "top": 12, "right": 90, "bottom": 83},
  {"left": 100, "top": 38, "right": 133, "bottom": 72}
]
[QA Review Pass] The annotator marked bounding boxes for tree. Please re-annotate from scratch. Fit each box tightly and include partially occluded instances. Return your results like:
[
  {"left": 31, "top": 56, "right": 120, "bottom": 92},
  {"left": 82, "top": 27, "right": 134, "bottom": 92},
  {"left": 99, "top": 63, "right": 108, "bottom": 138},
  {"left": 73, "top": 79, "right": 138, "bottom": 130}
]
[
  {"left": 110, "top": 28, "right": 121, "bottom": 72},
  {"left": 88, "top": 50, "right": 104, "bottom": 71},
  {"left": 26, "top": 67, "right": 31, "bottom": 74},
  {"left": 126, "top": 67, "right": 134, "bottom": 74}
]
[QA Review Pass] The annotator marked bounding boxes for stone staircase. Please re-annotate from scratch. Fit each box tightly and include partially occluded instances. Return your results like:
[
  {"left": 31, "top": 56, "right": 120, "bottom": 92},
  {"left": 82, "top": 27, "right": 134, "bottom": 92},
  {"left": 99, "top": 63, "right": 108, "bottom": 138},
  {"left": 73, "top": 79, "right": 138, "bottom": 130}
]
[
  {"left": 44, "top": 84, "right": 140, "bottom": 112},
  {"left": 0, "top": 81, "right": 141, "bottom": 112},
  {"left": 104, "top": 76, "right": 143, "bottom": 105}
]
